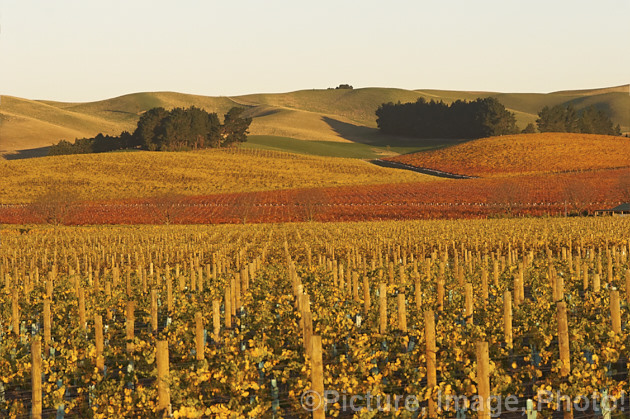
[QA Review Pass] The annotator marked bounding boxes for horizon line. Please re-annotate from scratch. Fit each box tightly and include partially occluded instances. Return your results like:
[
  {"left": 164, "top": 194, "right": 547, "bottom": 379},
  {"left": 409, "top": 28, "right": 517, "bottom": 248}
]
[{"left": 1, "top": 83, "right": 628, "bottom": 104}]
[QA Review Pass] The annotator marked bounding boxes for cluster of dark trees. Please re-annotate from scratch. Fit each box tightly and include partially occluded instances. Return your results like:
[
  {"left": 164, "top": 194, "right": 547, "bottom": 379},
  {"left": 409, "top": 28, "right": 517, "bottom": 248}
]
[
  {"left": 376, "top": 97, "right": 518, "bottom": 139},
  {"left": 536, "top": 104, "right": 621, "bottom": 135},
  {"left": 327, "top": 84, "right": 353, "bottom": 90},
  {"left": 49, "top": 133, "right": 135, "bottom": 155},
  {"left": 49, "top": 106, "right": 252, "bottom": 156}
]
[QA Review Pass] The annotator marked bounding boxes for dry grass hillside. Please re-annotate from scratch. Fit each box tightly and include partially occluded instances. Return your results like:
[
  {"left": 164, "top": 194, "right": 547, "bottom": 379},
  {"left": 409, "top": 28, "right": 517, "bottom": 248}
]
[{"left": 1, "top": 84, "right": 628, "bottom": 157}]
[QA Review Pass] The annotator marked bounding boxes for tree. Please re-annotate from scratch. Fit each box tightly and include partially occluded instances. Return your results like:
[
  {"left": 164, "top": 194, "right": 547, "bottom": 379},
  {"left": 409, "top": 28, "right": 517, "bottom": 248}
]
[
  {"left": 133, "top": 107, "right": 169, "bottom": 150},
  {"left": 49, "top": 106, "right": 248, "bottom": 155},
  {"left": 578, "top": 106, "right": 619, "bottom": 135},
  {"left": 28, "top": 186, "right": 77, "bottom": 225},
  {"left": 537, "top": 104, "right": 619, "bottom": 135},
  {"left": 154, "top": 191, "right": 187, "bottom": 224},
  {"left": 521, "top": 123, "right": 536, "bottom": 134},
  {"left": 188, "top": 106, "right": 220, "bottom": 149},
  {"left": 156, "top": 107, "right": 193, "bottom": 150},
  {"left": 119, "top": 131, "right": 134, "bottom": 148},
  {"left": 376, "top": 97, "right": 517, "bottom": 139},
  {"left": 230, "top": 192, "right": 257, "bottom": 224},
  {"left": 536, "top": 105, "right": 567, "bottom": 132},
  {"left": 563, "top": 104, "right": 579, "bottom": 133},
  {"left": 335, "top": 84, "right": 353, "bottom": 90},
  {"left": 48, "top": 137, "right": 95, "bottom": 155},
  {"left": 220, "top": 108, "right": 252, "bottom": 146},
  {"left": 474, "top": 97, "right": 518, "bottom": 137},
  {"left": 295, "top": 188, "right": 326, "bottom": 222},
  {"left": 48, "top": 140, "right": 78, "bottom": 156},
  {"left": 92, "top": 133, "right": 125, "bottom": 153}
]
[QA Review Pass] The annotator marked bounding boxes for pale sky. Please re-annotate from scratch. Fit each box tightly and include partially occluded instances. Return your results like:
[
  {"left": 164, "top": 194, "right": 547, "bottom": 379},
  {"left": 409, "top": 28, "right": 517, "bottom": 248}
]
[{"left": 1, "top": 0, "right": 628, "bottom": 102}]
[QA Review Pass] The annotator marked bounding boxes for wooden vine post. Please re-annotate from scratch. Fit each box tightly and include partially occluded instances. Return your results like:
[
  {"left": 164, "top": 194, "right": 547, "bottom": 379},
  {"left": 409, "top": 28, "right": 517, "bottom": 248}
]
[
  {"left": 302, "top": 295, "right": 314, "bottom": 360},
  {"left": 32, "top": 337, "right": 42, "bottom": 419},
  {"left": 225, "top": 287, "right": 232, "bottom": 328},
  {"left": 151, "top": 289, "right": 158, "bottom": 333},
  {"left": 43, "top": 299, "right": 52, "bottom": 352},
  {"left": 513, "top": 274, "right": 521, "bottom": 308},
  {"left": 583, "top": 271, "right": 589, "bottom": 292},
  {"left": 424, "top": 310, "right": 437, "bottom": 418},
  {"left": 167, "top": 276, "right": 173, "bottom": 312},
  {"left": 476, "top": 341, "right": 490, "bottom": 419},
  {"left": 234, "top": 273, "right": 242, "bottom": 311},
  {"left": 555, "top": 275, "right": 564, "bottom": 302},
  {"left": 557, "top": 301, "right": 572, "bottom": 418},
  {"left": 126, "top": 301, "right": 135, "bottom": 353},
  {"left": 504, "top": 291, "right": 513, "bottom": 347},
  {"left": 493, "top": 259, "right": 499, "bottom": 287},
  {"left": 311, "top": 335, "right": 325, "bottom": 419},
  {"left": 363, "top": 277, "right": 371, "bottom": 315},
  {"left": 95, "top": 314, "right": 104, "bottom": 371},
  {"left": 610, "top": 290, "right": 621, "bottom": 334},
  {"left": 156, "top": 340, "right": 171, "bottom": 415},
  {"left": 437, "top": 278, "right": 445, "bottom": 312},
  {"left": 12, "top": 288, "right": 19, "bottom": 335},
  {"left": 352, "top": 271, "right": 359, "bottom": 302},
  {"left": 593, "top": 274, "right": 601, "bottom": 293},
  {"left": 78, "top": 287, "right": 86, "bottom": 330},
  {"left": 481, "top": 269, "right": 488, "bottom": 308},
  {"left": 379, "top": 283, "right": 387, "bottom": 334},
  {"left": 195, "top": 312, "right": 204, "bottom": 361},
  {"left": 465, "top": 283, "right": 473, "bottom": 324},
  {"left": 397, "top": 293, "right": 407, "bottom": 333},
  {"left": 213, "top": 299, "right": 221, "bottom": 341},
  {"left": 414, "top": 278, "right": 422, "bottom": 310}
]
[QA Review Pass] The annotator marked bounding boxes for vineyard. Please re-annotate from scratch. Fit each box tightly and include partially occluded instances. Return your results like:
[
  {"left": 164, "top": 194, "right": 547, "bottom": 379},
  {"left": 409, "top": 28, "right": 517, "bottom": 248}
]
[
  {"left": 1, "top": 166, "right": 628, "bottom": 225},
  {"left": 0, "top": 148, "right": 430, "bottom": 205},
  {"left": 387, "top": 134, "right": 630, "bottom": 177},
  {"left": 1, "top": 217, "right": 629, "bottom": 418}
]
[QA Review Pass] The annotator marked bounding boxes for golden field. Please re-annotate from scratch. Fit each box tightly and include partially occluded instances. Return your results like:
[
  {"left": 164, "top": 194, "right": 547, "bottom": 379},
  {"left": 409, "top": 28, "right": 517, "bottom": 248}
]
[{"left": 0, "top": 148, "right": 433, "bottom": 204}]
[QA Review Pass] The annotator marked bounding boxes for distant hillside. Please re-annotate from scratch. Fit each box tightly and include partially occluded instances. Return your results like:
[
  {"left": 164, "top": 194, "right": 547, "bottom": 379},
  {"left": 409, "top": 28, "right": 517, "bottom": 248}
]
[
  {"left": 1, "top": 85, "right": 628, "bottom": 157},
  {"left": 551, "top": 84, "right": 630, "bottom": 96},
  {"left": 387, "top": 133, "right": 630, "bottom": 177}
]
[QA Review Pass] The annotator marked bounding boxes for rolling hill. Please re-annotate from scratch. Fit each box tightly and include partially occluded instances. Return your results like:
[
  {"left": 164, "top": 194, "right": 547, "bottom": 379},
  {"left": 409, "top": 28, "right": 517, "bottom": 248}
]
[
  {"left": 1, "top": 84, "right": 628, "bottom": 158},
  {"left": 0, "top": 147, "right": 434, "bottom": 204},
  {"left": 387, "top": 133, "right": 630, "bottom": 177}
]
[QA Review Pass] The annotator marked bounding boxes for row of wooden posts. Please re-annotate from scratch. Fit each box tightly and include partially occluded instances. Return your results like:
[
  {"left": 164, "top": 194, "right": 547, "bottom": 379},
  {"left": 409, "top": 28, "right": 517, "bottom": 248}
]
[
  {"left": 287, "top": 246, "right": 494, "bottom": 419},
  {"left": 291, "top": 258, "right": 627, "bottom": 418},
  {"left": 23, "top": 301, "right": 622, "bottom": 418},
  {"left": 15, "top": 248, "right": 630, "bottom": 418},
  {"left": 24, "top": 268, "right": 258, "bottom": 418},
  {"left": 4, "top": 240, "right": 627, "bottom": 299},
  {"left": 28, "top": 335, "right": 171, "bottom": 419}
]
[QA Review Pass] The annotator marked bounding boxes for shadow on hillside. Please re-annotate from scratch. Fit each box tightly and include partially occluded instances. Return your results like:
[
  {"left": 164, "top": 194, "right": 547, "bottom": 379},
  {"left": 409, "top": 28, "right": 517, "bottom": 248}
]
[
  {"left": 321, "top": 116, "right": 382, "bottom": 145},
  {"left": 321, "top": 116, "right": 467, "bottom": 150},
  {"left": 2, "top": 146, "right": 50, "bottom": 160},
  {"left": 247, "top": 106, "right": 284, "bottom": 118},
  {"left": 564, "top": 96, "right": 614, "bottom": 113}
]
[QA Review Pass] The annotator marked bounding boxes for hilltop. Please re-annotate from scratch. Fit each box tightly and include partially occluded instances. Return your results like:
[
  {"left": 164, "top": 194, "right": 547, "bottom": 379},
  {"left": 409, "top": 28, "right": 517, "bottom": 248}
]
[{"left": 1, "top": 84, "right": 628, "bottom": 158}]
